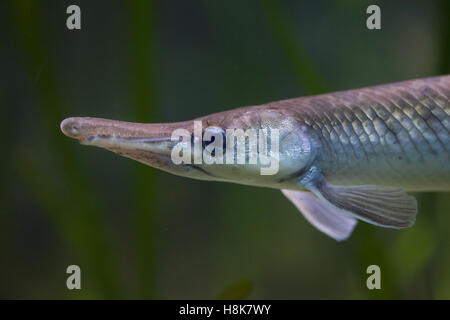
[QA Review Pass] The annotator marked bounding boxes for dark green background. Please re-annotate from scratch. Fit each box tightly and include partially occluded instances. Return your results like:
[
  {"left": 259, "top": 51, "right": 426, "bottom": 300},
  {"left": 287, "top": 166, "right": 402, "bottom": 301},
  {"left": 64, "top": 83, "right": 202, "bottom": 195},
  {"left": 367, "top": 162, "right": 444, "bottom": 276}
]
[{"left": 1, "top": 0, "right": 449, "bottom": 299}]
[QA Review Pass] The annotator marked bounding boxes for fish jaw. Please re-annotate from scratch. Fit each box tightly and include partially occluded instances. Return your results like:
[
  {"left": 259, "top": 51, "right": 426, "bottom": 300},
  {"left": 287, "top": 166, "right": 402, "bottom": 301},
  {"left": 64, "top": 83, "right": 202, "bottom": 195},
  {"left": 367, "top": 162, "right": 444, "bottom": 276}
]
[
  {"left": 60, "top": 117, "right": 214, "bottom": 180},
  {"left": 60, "top": 111, "right": 317, "bottom": 188}
]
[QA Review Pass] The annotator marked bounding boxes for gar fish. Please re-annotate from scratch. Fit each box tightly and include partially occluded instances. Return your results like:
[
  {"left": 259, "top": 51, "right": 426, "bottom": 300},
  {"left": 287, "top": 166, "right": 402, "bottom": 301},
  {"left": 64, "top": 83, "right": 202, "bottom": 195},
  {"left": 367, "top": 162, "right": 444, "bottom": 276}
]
[{"left": 60, "top": 75, "right": 450, "bottom": 241}]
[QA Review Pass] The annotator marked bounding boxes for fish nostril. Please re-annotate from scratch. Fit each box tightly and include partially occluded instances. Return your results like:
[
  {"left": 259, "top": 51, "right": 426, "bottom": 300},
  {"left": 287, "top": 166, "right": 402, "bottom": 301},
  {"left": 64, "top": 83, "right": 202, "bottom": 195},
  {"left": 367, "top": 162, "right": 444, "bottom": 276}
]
[{"left": 61, "top": 118, "right": 82, "bottom": 137}]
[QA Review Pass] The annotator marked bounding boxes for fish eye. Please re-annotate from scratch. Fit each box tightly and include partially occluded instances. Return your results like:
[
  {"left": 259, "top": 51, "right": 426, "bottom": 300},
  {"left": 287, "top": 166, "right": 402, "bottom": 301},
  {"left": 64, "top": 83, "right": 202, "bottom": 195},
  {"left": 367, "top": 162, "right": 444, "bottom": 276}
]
[{"left": 202, "top": 126, "right": 226, "bottom": 151}]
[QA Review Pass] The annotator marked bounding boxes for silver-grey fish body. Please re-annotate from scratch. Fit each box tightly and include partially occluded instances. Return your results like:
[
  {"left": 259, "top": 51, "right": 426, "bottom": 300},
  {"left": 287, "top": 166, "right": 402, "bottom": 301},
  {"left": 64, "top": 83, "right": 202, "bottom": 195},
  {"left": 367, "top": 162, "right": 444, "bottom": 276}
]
[{"left": 267, "top": 75, "right": 450, "bottom": 191}]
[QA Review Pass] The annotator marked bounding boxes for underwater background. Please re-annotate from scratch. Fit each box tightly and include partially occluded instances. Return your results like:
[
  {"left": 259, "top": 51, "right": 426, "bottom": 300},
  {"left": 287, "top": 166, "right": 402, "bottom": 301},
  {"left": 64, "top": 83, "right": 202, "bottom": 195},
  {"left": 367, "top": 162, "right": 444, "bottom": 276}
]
[{"left": 1, "top": 0, "right": 449, "bottom": 299}]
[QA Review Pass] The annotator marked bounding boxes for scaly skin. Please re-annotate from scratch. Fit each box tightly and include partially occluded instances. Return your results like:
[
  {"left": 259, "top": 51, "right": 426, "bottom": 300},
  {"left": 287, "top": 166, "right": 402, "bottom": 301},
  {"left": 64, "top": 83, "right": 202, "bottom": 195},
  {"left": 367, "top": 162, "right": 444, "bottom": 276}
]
[{"left": 262, "top": 75, "right": 450, "bottom": 191}]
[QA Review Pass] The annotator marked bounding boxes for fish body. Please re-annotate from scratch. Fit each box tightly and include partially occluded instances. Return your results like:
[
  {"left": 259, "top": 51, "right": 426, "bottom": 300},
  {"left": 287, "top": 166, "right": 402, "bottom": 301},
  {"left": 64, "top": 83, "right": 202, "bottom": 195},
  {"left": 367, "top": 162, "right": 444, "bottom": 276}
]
[
  {"left": 60, "top": 75, "right": 450, "bottom": 241},
  {"left": 269, "top": 76, "right": 450, "bottom": 191}
]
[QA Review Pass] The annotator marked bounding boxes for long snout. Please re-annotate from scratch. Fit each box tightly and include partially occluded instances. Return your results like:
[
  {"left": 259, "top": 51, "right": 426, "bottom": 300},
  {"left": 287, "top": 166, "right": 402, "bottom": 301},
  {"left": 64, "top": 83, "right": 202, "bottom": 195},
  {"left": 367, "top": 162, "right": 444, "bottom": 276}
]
[
  {"left": 60, "top": 116, "right": 192, "bottom": 160},
  {"left": 59, "top": 116, "right": 213, "bottom": 179},
  {"left": 61, "top": 117, "right": 193, "bottom": 141}
]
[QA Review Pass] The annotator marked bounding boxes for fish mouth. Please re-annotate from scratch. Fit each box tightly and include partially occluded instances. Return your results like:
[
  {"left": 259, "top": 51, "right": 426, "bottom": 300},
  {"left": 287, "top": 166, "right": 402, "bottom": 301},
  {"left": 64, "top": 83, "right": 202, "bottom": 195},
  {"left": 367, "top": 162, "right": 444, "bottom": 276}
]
[
  {"left": 60, "top": 116, "right": 182, "bottom": 147},
  {"left": 60, "top": 117, "right": 213, "bottom": 179}
]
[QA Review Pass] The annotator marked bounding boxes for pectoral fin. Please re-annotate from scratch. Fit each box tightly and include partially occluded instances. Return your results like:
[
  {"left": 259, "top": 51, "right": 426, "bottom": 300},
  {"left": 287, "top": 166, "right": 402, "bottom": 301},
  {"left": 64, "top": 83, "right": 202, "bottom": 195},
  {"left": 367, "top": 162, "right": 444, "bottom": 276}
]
[
  {"left": 282, "top": 189, "right": 357, "bottom": 241},
  {"left": 305, "top": 176, "right": 417, "bottom": 228}
]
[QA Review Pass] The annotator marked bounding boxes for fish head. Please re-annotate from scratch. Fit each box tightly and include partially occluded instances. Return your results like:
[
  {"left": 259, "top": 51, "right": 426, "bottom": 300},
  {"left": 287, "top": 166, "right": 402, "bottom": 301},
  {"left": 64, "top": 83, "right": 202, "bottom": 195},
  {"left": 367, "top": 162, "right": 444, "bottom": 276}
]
[
  {"left": 188, "top": 107, "right": 316, "bottom": 187},
  {"left": 60, "top": 107, "right": 316, "bottom": 187}
]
